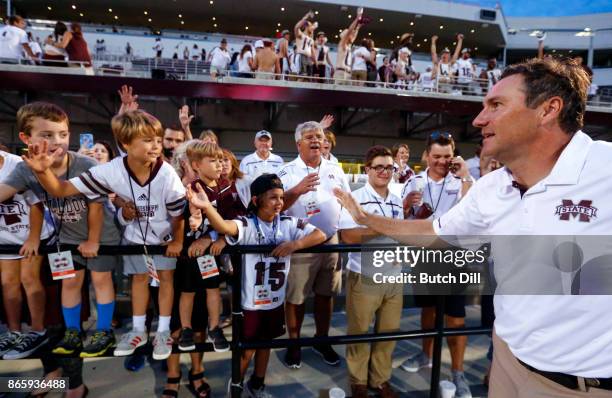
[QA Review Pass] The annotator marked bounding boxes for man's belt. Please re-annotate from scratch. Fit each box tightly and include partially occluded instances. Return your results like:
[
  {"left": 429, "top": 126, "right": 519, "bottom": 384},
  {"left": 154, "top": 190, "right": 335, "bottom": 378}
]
[
  {"left": 336, "top": 67, "right": 351, "bottom": 73},
  {"left": 519, "top": 359, "right": 612, "bottom": 391}
]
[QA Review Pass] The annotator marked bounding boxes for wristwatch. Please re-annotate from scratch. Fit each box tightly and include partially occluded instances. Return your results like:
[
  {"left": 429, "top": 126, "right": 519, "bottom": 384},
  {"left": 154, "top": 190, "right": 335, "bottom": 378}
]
[{"left": 461, "top": 176, "right": 474, "bottom": 183}]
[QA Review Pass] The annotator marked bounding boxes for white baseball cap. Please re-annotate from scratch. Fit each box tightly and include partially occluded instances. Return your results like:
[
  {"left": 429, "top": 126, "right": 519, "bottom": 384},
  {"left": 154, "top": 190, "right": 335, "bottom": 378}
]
[
  {"left": 254, "top": 40, "right": 264, "bottom": 49},
  {"left": 255, "top": 130, "right": 272, "bottom": 139}
]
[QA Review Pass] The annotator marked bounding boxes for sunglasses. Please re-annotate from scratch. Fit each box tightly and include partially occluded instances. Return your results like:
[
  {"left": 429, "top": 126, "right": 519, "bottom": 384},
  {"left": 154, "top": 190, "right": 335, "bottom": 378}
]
[{"left": 429, "top": 132, "right": 452, "bottom": 140}]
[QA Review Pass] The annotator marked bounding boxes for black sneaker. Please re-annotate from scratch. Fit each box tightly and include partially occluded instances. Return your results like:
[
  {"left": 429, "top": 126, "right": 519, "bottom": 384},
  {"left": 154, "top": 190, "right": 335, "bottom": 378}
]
[
  {"left": 206, "top": 327, "right": 230, "bottom": 352},
  {"left": 3, "top": 331, "right": 49, "bottom": 359},
  {"left": 0, "top": 331, "right": 20, "bottom": 357},
  {"left": 179, "top": 327, "right": 195, "bottom": 351},
  {"left": 52, "top": 328, "right": 82, "bottom": 355},
  {"left": 80, "top": 330, "right": 116, "bottom": 358},
  {"left": 283, "top": 346, "right": 301, "bottom": 369},
  {"left": 312, "top": 343, "right": 340, "bottom": 366}
]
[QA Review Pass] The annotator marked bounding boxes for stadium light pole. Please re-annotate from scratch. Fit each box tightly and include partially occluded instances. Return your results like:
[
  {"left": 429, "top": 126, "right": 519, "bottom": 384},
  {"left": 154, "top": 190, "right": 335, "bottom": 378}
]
[{"left": 6, "top": 0, "right": 12, "bottom": 17}]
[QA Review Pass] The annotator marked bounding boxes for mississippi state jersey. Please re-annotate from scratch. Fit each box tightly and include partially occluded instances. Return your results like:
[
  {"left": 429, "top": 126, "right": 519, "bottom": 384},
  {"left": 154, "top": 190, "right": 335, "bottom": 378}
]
[
  {"left": 71, "top": 157, "right": 186, "bottom": 245},
  {"left": 239, "top": 152, "right": 284, "bottom": 179},
  {"left": 226, "top": 215, "right": 316, "bottom": 310},
  {"left": 0, "top": 151, "right": 52, "bottom": 247},
  {"left": 455, "top": 58, "right": 474, "bottom": 84},
  {"left": 486, "top": 68, "right": 502, "bottom": 91},
  {"left": 296, "top": 33, "right": 314, "bottom": 57},
  {"left": 436, "top": 62, "right": 453, "bottom": 83}
]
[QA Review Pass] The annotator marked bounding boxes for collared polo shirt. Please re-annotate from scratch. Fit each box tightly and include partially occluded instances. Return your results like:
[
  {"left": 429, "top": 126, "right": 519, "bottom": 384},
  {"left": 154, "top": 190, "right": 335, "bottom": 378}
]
[
  {"left": 402, "top": 169, "right": 464, "bottom": 220},
  {"left": 239, "top": 151, "right": 284, "bottom": 179}
]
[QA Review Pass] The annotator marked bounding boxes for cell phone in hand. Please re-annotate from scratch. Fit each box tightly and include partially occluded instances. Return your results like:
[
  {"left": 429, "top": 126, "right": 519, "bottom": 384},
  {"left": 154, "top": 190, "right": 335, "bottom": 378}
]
[{"left": 79, "top": 133, "right": 94, "bottom": 150}]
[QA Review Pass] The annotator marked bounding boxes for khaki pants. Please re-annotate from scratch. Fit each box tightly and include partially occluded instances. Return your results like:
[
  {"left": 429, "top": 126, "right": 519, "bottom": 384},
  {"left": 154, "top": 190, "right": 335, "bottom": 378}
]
[
  {"left": 351, "top": 70, "right": 367, "bottom": 86},
  {"left": 491, "top": 331, "right": 612, "bottom": 397},
  {"left": 346, "top": 271, "right": 403, "bottom": 387}
]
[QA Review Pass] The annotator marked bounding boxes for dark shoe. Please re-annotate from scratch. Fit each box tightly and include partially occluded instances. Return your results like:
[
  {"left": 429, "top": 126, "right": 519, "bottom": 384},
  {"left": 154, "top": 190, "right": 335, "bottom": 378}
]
[
  {"left": 371, "top": 382, "right": 399, "bottom": 398},
  {"left": 283, "top": 346, "right": 301, "bottom": 369},
  {"left": 179, "top": 328, "right": 195, "bottom": 352},
  {"left": 206, "top": 326, "right": 230, "bottom": 352},
  {"left": 51, "top": 328, "right": 82, "bottom": 355},
  {"left": 123, "top": 353, "right": 146, "bottom": 372},
  {"left": 312, "top": 343, "right": 340, "bottom": 366},
  {"left": 162, "top": 373, "right": 181, "bottom": 398},
  {"left": 0, "top": 331, "right": 21, "bottom": 357},
  {"left": 351, "top": 384, "right": 369, "bottom": 398},
  {"left": 4, "top": 331, "right": 49, "bottom": 359},
  {"left": 80, "top": 330, "right": 115, "bottom": 358},
  {"left": 188, "top": 369, "right": 211, "bottom": 398}
]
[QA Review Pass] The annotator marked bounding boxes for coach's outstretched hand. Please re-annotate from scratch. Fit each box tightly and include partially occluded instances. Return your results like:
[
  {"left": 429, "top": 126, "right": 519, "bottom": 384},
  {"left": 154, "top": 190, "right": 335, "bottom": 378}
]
[
  {"left": 22, "top": 141, "right": 54, "bottom": 173},
  {"left": 333, "top": 188, "right": 367, "bottom": 224}
]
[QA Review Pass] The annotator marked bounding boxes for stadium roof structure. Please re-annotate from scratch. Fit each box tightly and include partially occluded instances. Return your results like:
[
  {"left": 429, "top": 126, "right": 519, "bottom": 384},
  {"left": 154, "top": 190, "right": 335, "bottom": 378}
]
[{"left": 12, "top": 0, "right": 507, "bottom": 57}]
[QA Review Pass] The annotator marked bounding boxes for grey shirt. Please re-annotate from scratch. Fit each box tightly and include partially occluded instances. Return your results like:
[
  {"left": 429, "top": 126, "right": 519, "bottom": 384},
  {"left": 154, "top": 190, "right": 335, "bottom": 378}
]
[{"left": 3, "top": 152, "right": 120, "bottom": 245}]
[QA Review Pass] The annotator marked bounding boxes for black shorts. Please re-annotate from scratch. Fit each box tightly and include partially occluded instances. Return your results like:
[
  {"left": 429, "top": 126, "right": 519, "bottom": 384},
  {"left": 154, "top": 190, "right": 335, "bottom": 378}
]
[
  {"left": 175, "top": 256, "right": 222, "bottom": 292},
  {"left": 413, "top": 295, "right": 466, "bottom": 318},
  {"left": 242, "top": 305, "right": 285, "bottom": 343}
]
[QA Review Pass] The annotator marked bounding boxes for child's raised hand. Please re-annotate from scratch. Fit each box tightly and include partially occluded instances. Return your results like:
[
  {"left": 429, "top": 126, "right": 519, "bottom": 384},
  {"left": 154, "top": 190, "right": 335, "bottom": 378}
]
[
  {"left": 22, "top": 141, "right": 54, "bottom": 173},
  {"left": 187, "top": 183, "right": 211, "bottom": 211}
]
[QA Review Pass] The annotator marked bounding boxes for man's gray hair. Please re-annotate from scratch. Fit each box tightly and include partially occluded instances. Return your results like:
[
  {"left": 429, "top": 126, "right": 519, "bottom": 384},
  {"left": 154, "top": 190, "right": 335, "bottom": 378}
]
[{"left": 295, "top": 121, "right": 323, "bottom": 142}]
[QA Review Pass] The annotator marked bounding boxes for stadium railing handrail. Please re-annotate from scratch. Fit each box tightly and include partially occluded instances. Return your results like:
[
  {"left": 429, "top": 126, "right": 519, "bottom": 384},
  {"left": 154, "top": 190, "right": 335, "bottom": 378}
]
[{"left": 0, "top": 242, "right": 492, "bottom": 398}]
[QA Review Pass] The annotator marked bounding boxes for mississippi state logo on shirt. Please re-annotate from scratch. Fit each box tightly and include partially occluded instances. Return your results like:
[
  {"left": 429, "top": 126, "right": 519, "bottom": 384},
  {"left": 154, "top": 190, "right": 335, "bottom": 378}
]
[
  {"left": 555, "top": 199, "right": 598, "bottom": 222},
  {"left": 0, "top": 199, "right": 26, "bottom": 225}
]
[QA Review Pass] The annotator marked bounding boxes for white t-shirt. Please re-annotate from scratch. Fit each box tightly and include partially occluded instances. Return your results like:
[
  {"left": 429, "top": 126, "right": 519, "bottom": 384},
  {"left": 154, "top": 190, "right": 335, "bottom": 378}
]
[
  {"left": 239, "top": 152, "right": 284, "bottom": 179},
  {"left": 0, "top": 25, "right": 28, "bottom": 59},
  {"left": 455, "top": 58, "right": 474, "bottom": 84},
  {"left": 296, "top": 33, "right": 313, "bottom": 57},
  {"left": 465, "top": 155, "right": 481, "bottom": 180},
  {"left": 226, "top": 214, "right": 316, "bottom": 310},
  {"left": 0, "top": 152, "right": 52, "bottom": 253},
  {"left": 433, "top": 130, "right": 612, "bottom": 378},
  {"left": 279, "top": 156, "right": 350, "bottom": 238},
  {"left": 210, "top": 47, "right": 231, "bottom": 69},
  {"left": 420, "top": 71, "right": 435, "bottom": 90},
  {"left": 352, "top": 46, "right": 371, "bottom": 71},
  {"left": 401, "top": 169, "right": 464, "bottom": 220},
  {"left": 70, "top": 157, "right": 186, "bottom": 245},
  {"left": 238, "top": 51, "right": 253, "bottom": 73},
  {"left": 339, "top": 183, "right": 403, "bottom": 274},
  {"left": 486, "top": 68, "right": 502, "bottom": 91}
]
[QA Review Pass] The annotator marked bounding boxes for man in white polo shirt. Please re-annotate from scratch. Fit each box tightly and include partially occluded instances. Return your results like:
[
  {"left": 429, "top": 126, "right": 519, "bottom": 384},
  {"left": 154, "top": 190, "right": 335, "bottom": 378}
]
[
  {"left": 239, "top": 130, "right": 284, "bottom": 179},
  {"left": 400, "top": 132, "right": 474, "bottom": 398},
  {"left": 335, "top": 58, "right": 612, "bottom": 397},
  {"left": 278, "top": 121, "right": 350, "bottom": 369},
  {"left": 339, "top": 145, "right": 403, "bottom": 398}
]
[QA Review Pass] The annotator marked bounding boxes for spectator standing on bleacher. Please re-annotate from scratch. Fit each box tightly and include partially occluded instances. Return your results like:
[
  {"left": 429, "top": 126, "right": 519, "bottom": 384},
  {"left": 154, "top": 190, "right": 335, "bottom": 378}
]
[
  {"left": 314, "top": 32, "right": 333, "bottom": 81},
  {"left": 277, "top": 29, "right": 291, "bottom": 77},
  {"left": 208, "top": 38, "right": 231, "bottom": 78},
  {"left": 52, "top": 23, "right": 92, "bottom": 68},
  {"left": 192, "top": 44, "right": 200, "bottom": 61},
  {"left": 335, "top": 8, "right": 364, "bottom": 84},
  {"left": 125, "top": 42, "right": 132, "bottom": 58},
  {"left": 237, "top": 44, "right": 254, "bottom": 78},
  {"left": 253, "top": 40, "right": 279, "bottom": 80},
  {"left": 455, "top": 47, "right": 476, "bottom": 95},
  {"left": 42, "top": 22, "right": 68, "bottom": 67},
  {"left": 294, "top": 11, "right": 317, "bottom": 78},
  {"left": 0, "top": 15, "right": 36, "bottom": 63},
  {"left": 239, "top": 130, "right": 284, "bottom": 179},
  {"left": 153, "top": 37, "right": 163, "bottom": 58},
  {"left": 182, "top": 46, "right": 189, "bottom": 60},
  {"left": 27, "top": 32, "right": 42, "bottom": 60},
  {"left": 431, "top": 34, "right": 462, "bottom": 93},
  {"left": 352, "top": 38, "right": 375, "bottom": 86},
  {"left": 480, "top": 57, "right": 502, "bottom": 94}
]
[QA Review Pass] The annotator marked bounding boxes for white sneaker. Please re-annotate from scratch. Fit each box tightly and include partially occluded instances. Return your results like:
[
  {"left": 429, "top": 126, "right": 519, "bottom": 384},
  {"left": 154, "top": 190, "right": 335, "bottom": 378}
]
[
  {"left": 400, "top": 351, "right": 433, "bottom": 372},
  {"left": 152, "top": 330, "right": 173, "bottom": 360},
  {"left": 113, "top": 330, "right": 148, "bottom": 357}
]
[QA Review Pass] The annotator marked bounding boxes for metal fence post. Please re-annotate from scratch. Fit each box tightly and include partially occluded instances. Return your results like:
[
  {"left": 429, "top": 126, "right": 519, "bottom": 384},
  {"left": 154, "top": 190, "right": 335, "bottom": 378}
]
[{"left": 429, "top": 296, "right": 445, "bottom": 398}]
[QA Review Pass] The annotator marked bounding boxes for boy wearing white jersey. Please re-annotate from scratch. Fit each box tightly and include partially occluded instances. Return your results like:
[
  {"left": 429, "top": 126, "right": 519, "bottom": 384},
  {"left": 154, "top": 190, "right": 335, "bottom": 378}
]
[
  {"left": 0, "top": 150, "right": 53, "bottom": 359},
  {"left": 187, "top": 173, "right": 325, "bottom": 397},
  {"left": 239, "top": 130, "right": 284, "bottom": 179},
  {"left": 22, "top": 110, "right": 186, "bottom": 361},
  {"left": 339, "top": 146, "right": 404, "bottom": 398}
]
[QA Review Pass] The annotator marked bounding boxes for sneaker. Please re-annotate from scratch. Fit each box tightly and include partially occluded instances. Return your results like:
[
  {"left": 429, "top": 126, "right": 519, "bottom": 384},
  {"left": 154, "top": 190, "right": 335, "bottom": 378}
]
[
  {"left": 179, "top": 327, "right": 195, "bottom": 351},
  {"left": 400, "top": 351, "right": 432, "bottom": 373},
  {"left": 207, "top": 326, "right": 230, "bottom": 352},
  {"left": 114, "top": 330, "right": 148, "bottom": 357},
  {"left": 152, "top": 330, "right": 173, "bottom": 360},
  {"left": 312, "top": 343, "right": 340, "bottom": 366},
  {"left": 80, "top": 330, "right": 116, "bottom": 358},
  {"left": 0, "top": 331, "right": 21, "bottom": 357},
  {"left": 245, "top": 379, "right": 272, "bottom": 398},
  {"left": 51, "top": 328, "right": 82, "bottom": 355},
  {"left": 452, "top": 371, "right": 473, "bottom": 398},
  {"left": 3, "top": 331, "right": 49, "bottom": 359},
  {"left": 283, "top": 346, "right": 301, "bottom": 369},
  {"left": 124, "top": 353, "right": 146, "bottom": 372},
  {"left": 227, "top": 378, "right": 243, "bottom": 398}
]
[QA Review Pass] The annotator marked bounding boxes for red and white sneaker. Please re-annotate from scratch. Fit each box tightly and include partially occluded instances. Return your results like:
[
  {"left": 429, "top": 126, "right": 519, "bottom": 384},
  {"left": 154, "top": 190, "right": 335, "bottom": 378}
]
[{"left": 113, "top": 330, "right": 148, "bottom": 356}]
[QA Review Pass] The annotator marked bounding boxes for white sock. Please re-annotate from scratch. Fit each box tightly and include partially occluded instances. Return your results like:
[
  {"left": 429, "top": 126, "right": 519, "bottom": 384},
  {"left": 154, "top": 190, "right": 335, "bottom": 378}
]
[
  {"left": 157, "top": 316, "right": 171, "bottom": 332},
  {"left": 133, "top": 315, "right": 147, "bottom": 332}
]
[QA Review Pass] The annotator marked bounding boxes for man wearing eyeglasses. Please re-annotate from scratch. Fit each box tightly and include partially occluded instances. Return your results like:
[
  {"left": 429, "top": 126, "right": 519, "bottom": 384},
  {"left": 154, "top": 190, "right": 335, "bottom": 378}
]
[
  {"left": 399, "top": 131, "right": 475, "bottom": 398},
  {"left": 277, "top": 121, "right": 351, "bottom": 369},
  {"left": 338, "top": 145, "right": 403, "bottom": 398}
]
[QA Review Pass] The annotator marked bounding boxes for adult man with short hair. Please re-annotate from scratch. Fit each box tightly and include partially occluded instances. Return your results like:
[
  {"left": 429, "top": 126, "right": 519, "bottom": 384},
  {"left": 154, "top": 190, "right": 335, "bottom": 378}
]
[
  {"left": 279, "top": 121, "right": 350, "bottom": 369},
  {"left": 399, "top": 132, "right": 474, "bottom": 398},
  {"left": 480, "top": 57, "right": 502, "bottom": 93},
  {"left": 335, "top": 8, "right": 364, "bottom": 85},
  {"left": 239, "top": 130, "right": 284, "bottom": 179},
  {"left": 208, "top": 38, "right": 231, "bottom": 78},
  {"left": 314, "top": 32, "right": 333, "bottom": 81},
  {"left": 0, "top": 15, "right": 36, "bottom": 62},
  {"left": 339, "top": 145, "right": 403, "bottom": 398},
  {"left": 454, "top": 47, "right": 476, "bottom": 95},
  {"left": 253, "top": 40, "right": 279, "bottom": 80},
  {"left": 277, "top": 29, "right": 291, "bottom": 77},
  {"left": 335, "top": 58, "right": 612, "bottom": 398},
  {"left": 294, "top": 11, "right": 317, "bottom": 77}
]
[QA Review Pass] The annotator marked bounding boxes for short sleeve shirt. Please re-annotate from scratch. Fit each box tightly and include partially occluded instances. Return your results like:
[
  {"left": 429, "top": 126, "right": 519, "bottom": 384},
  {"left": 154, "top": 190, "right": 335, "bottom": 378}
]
[
  {"left": 401, "top": 170, "right": 464, "bottom": 220},
  {"left": 0, "top": 25, "right": 28, "bottom": 59},
  {"left": 352, "top": 46, "right": 371, "bottom": 71},
  {"left": 239, "top": 152, "right": 284, "bottom": 179}
]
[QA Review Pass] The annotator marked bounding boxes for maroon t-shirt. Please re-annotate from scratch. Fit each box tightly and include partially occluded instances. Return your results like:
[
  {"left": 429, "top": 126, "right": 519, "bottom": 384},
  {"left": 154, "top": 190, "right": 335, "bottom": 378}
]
[{"left": 66, "top": 33, "right": 92, "bottom": 67}]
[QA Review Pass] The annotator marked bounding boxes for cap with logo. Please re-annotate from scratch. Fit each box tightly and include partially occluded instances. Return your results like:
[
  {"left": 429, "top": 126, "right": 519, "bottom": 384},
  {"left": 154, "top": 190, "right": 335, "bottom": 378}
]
[
  {"left": 255, "top": 130, "right": 272, "bottom": 140},
  {"left": 247, "top": 173, "right": 284, "bottom": 213}
]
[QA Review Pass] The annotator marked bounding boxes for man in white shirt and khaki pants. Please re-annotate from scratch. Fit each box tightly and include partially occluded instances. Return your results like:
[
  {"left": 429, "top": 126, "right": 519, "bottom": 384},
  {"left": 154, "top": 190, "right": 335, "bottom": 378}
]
[{"left": 335, "top": 58, "right": 612, "bottom": 397}]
